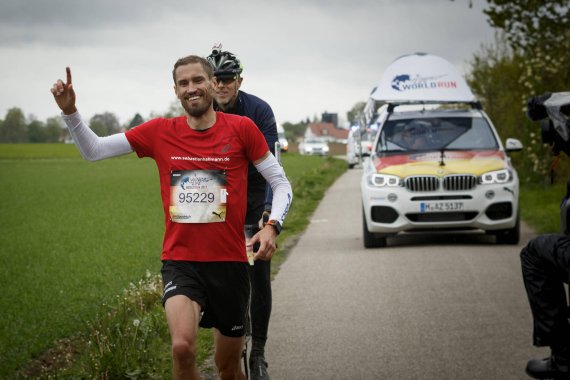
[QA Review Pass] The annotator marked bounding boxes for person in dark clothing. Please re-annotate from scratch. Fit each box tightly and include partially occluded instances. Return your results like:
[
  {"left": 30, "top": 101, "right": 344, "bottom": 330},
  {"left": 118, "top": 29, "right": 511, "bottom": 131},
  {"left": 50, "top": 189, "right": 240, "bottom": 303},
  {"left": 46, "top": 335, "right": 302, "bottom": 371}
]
[
  {"left": 207, "top": 44, "right": 279, "bottom": 380},
  {"left": 521, "top": 234, "right": 570, "bottom": 379},
  {"left": 521, "top": 92, "right": 570, "bottom": 379},
  {"left": 521, "top": 181, "right": 570, "bottom": 379}
]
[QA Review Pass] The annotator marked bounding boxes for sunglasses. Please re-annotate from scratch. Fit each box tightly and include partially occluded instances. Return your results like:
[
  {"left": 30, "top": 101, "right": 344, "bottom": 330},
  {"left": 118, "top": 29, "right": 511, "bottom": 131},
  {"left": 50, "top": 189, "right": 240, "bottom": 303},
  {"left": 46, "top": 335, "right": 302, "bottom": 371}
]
[{"left": 216, "top": 76, "right": 237, "bottom": 85}]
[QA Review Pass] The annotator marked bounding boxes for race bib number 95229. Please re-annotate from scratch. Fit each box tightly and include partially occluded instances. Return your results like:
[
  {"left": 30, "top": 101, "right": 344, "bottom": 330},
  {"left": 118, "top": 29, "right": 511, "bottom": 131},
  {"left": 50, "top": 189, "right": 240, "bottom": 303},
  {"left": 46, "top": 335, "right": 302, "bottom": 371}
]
[{"left": 169, "top": 170, "right": 227, "bottom": 223}]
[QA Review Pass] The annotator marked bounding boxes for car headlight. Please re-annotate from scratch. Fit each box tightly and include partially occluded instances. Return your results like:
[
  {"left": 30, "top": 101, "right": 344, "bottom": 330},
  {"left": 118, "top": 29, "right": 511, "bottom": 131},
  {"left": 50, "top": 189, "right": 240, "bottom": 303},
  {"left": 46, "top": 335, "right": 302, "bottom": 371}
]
[
  {"left": 368, "top": 173, "right": 401, "bottom": 187},
  {"left": 479, "top": 169, "right": 512, "bottom": 184}
]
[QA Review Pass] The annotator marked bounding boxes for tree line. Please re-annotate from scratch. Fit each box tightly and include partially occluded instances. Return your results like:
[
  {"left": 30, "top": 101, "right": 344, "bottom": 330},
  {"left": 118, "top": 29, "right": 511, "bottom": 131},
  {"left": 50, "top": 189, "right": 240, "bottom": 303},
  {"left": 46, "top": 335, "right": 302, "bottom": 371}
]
[
  {"left": 0, "top": 107, "right": 146, "bottom": 144},
  {"left": 0, "top": 98, "right": 314, "bottom": 145},
  {"left": 0, "top": 98, "right": 192, "bottom": 144}
]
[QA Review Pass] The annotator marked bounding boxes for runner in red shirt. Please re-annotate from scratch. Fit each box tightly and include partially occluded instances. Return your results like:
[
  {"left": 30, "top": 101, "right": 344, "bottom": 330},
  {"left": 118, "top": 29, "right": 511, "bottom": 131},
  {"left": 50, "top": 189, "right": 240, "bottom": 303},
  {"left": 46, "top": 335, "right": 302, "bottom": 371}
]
[{"left": 50, "top": 55, "right": 292, "bottom": 380}]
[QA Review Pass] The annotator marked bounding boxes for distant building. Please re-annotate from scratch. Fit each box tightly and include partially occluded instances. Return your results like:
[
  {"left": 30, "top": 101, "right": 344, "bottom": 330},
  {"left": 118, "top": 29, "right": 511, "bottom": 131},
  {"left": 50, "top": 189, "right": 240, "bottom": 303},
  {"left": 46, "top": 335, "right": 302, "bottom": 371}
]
[
  {"left": 321, "top": 111, "right": 338, "bottom": 127},
  {"left": 304, "top": 122, "right": 349, "bottom": 143}
]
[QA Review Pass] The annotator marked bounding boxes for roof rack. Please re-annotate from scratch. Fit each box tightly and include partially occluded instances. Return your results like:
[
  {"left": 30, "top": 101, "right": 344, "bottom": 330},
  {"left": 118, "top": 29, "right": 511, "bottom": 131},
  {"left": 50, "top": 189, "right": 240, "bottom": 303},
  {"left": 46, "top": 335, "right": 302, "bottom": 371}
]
[{"left": 386, "top": 101, "right": 482, "bottom": 113}]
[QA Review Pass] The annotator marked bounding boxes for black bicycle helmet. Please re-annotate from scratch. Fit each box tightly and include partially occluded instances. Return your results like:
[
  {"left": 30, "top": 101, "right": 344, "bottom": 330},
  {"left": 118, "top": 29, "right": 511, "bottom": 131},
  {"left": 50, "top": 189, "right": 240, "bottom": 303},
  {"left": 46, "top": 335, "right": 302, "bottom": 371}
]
[{"left": 206, "top": 43, "right": 243, "bottom": 78}]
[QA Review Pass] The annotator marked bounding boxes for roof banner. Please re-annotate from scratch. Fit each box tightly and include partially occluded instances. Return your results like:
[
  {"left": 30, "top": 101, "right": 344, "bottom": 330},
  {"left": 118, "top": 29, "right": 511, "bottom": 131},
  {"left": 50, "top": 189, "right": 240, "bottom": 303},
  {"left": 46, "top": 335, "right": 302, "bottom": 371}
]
[{"left": 370, "top": 53, "right": 476, "bottom": 103}]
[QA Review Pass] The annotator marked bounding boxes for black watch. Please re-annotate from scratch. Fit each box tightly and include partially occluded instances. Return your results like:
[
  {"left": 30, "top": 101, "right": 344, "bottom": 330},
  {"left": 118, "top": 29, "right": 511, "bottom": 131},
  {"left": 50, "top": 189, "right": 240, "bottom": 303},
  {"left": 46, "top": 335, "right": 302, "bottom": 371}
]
[{"left": 266, "top": 219, "right": 282, "bottom": 235}]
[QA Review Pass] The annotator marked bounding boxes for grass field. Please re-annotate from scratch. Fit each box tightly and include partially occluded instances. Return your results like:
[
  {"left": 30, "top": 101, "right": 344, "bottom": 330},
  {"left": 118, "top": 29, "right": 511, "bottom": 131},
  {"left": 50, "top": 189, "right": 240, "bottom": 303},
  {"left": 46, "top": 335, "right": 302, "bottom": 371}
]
[
  {"left": 0, "top": 144, "right": 347, "bottom": 378},
  {"left": 0, "top": 145, "right": 163, "bottom": 377}
]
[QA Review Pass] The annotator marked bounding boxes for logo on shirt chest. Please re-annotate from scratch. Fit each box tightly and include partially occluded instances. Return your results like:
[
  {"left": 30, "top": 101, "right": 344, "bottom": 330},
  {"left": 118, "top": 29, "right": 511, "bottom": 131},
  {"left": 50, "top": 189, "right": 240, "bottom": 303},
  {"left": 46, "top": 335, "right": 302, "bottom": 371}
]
[{"left": 220, "top": 143, "right": 231, "bottom": 154}]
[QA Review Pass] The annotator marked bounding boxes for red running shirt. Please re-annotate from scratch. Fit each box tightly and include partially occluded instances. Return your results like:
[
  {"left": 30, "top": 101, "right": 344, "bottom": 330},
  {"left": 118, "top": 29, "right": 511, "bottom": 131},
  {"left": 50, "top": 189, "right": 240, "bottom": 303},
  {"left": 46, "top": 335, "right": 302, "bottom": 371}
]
[{"left": 125, "top": 112, "right": 269, "bottom": 262}]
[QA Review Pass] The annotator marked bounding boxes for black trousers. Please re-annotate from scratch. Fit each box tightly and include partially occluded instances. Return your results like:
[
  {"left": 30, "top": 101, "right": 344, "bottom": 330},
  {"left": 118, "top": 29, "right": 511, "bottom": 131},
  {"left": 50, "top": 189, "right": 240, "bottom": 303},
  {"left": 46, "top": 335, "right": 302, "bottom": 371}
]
[
  {"left": 249, "top": 258, "right": 272, "bottom": 347},
  {"left": 245, "top": 192, "right": 272, "bottom": 350},
  {"left": 520, "top": 234, "right": 570, "bottom": 349}
]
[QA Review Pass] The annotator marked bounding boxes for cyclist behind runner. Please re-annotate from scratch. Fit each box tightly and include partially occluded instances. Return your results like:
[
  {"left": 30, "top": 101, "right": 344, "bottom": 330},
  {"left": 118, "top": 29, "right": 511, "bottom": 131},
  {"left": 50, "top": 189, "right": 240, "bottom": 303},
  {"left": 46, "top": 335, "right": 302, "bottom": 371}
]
[
  {"left": 50, "top": 55, "right": 292, "bottom": 380},
  {"left": 207, "top": 43, "right": 278, "bottom": 380}
]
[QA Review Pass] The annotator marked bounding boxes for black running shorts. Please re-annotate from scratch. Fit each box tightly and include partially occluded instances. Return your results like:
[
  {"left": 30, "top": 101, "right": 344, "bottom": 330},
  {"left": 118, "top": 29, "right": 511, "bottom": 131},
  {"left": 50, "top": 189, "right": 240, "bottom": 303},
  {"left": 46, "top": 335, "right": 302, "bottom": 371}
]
[{"left": 161, "top": 260, "right": 250, "bottom": 337}]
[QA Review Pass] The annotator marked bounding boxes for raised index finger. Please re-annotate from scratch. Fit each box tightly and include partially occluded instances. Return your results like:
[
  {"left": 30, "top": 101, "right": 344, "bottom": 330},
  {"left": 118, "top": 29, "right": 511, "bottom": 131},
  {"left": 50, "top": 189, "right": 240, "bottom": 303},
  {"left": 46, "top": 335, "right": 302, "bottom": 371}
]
[{"left": 66, "top": 67, "right": 72, "bottom": 85}]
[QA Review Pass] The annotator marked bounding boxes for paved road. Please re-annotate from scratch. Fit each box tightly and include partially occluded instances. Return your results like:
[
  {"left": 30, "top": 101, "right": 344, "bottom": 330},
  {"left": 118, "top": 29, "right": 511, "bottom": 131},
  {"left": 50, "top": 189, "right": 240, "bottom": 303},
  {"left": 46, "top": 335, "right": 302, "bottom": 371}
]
[{"left": 266, "top": 167, "right": 547, "bottom": 380}]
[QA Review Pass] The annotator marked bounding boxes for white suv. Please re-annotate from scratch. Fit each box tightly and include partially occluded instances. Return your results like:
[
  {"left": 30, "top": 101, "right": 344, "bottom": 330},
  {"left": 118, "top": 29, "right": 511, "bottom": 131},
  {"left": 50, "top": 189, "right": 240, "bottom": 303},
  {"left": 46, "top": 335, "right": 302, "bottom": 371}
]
[{"left": 360, "top": 53, "right": 522, "bottom": 248}]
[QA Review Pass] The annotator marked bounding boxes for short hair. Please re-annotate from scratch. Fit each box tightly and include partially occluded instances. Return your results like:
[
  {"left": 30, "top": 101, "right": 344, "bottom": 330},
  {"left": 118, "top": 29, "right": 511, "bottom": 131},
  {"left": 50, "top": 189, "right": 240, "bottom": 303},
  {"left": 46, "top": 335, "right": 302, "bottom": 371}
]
[{"left": 172, "top": 55, "right": 214, "bottom": 83}]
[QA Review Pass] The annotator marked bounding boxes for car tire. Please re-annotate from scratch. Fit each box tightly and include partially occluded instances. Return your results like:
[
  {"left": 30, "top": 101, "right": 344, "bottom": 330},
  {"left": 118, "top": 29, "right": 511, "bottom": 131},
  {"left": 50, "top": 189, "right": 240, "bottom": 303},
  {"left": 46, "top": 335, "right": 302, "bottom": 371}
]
[
  {"left": 494, "top": 213, "right": 520, "bottom": 245},
  {"left": 348, "top": 162, "right": 356, "bottom": 169},
  {"left": 362, "top": 208, "right": 387, "bottom": 248}
]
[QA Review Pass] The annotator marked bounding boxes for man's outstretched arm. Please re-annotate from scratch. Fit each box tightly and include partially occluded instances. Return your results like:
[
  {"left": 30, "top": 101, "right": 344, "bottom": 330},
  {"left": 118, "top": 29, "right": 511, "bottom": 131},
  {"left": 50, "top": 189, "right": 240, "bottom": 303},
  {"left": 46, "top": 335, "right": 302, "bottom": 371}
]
[{"left": 50, "top": 67, "right": 133, "bottom": 161}]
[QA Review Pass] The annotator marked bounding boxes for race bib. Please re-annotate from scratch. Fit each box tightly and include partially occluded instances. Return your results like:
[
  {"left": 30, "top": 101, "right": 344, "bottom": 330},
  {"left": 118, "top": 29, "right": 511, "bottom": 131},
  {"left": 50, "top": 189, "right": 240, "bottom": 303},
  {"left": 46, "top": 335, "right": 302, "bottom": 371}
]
[{"left": 169, "top": 170, "right": 227, "bottom": 223}]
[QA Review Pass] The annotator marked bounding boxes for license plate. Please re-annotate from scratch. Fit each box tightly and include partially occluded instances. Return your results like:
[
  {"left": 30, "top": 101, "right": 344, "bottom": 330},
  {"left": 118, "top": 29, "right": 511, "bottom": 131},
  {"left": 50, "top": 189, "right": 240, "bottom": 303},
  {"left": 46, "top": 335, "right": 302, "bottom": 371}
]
[{"left": 420, "top": 202, "right": 464, "bottom": 213}]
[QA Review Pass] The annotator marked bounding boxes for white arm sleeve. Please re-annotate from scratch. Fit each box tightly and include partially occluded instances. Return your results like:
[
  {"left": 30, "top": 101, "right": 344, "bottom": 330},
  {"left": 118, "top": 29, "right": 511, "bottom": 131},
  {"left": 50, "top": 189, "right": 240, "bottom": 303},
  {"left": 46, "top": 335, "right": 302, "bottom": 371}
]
[
  {"left": 254, "top": 154, "right": 293, "bottom": 226},
  {"left": 62, "top": 111, "right": 133, "bottom": 161}
]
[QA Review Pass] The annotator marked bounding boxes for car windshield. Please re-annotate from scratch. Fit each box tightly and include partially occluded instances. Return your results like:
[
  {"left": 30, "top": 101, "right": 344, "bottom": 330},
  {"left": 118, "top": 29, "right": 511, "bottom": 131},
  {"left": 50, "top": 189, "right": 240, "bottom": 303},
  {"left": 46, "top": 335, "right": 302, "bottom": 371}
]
[
  {"left": 306, "top": 139, "right": 325, "bottom": 144},
  {"left": 375, "top": 116, "right": 499, "bottom": 154}
]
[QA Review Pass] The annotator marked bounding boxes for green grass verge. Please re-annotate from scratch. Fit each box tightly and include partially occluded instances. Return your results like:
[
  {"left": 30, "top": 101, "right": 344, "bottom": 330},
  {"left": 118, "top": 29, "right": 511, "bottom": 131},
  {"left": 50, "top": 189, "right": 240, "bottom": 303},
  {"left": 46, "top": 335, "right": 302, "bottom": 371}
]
[
  {"left": 0, "top": 145, "right": 346, "bottom": 379},
  {"left": 520, "top": 182, "right": 565, "bottom": 234},
  {"left": 0, "top": 154, "right": 163, "bottom": 378}
]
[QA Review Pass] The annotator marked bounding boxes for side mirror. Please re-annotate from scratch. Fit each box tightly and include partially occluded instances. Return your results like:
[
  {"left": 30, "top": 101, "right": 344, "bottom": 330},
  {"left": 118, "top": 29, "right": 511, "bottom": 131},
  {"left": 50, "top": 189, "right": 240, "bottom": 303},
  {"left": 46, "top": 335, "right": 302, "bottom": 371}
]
[{"left": 505, "top": 138, "right": 523, "bottom": 152}]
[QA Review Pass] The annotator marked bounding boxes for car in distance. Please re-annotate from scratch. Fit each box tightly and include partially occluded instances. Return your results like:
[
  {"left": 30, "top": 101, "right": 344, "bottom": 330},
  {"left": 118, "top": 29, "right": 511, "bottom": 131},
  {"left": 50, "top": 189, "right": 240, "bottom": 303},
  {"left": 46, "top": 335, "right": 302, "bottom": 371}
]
[
  {"left": 360, "top": 53, "right": 523, "bottom": 248},
  {"left": 347, "top": 127, "right": 374, "bottom": 168},
  {"left": 277, "top": 124, "right": 289, "bottom": 152},
  {"left": 298, "top": 138, "right": 330, "bottom": 156}
]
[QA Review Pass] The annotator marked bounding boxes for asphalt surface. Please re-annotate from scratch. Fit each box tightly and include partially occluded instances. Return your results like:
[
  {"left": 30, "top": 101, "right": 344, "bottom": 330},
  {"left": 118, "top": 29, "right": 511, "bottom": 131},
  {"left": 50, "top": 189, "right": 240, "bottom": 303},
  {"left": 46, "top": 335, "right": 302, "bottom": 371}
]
[{"left": 265, "top": 167, "right": 547, "bottom": 380}]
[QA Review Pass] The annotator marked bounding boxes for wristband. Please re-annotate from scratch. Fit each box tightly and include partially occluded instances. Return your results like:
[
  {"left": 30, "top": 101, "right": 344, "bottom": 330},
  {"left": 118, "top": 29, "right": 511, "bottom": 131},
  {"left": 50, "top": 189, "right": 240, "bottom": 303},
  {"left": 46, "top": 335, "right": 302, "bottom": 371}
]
[{"left": 266, "top": 219, "right": 282, "bottom": 235}]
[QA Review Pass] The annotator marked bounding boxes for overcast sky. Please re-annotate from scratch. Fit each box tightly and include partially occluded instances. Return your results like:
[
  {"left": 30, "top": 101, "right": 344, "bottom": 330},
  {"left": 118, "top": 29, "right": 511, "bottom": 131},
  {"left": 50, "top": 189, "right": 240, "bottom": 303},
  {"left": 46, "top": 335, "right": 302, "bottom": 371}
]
[{"left": 0, "top": 0, "right": 496, "bottom": 127}]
